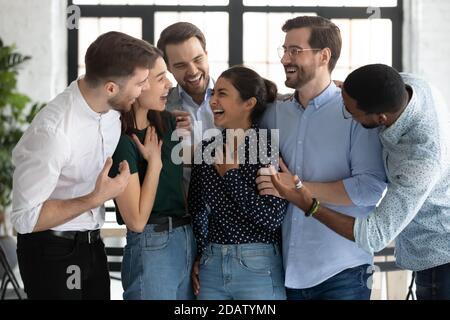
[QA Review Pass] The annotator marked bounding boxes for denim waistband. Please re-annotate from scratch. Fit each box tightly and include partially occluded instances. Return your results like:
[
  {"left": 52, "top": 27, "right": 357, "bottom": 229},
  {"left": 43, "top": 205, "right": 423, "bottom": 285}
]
[{"left": 204, "top": 243, "right": 280, "bottom": 258}]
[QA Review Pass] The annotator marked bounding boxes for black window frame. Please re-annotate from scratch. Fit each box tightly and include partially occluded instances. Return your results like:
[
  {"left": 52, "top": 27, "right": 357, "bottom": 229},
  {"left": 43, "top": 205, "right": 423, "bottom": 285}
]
[{"left": 67, "top": 0, "right": 403, "bottom": 84}]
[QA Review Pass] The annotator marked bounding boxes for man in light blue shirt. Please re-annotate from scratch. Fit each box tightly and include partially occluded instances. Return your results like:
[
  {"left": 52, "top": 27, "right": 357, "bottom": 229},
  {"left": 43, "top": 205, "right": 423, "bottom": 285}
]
[
  {"left": 157, "top": 22, "right": 217, "bottom": 190},
  {"left": 259, "top": 16, "right": 387, "bottom": 300},
  {"left": 270, "top": 63, "right": 450, "bottom": 300}
]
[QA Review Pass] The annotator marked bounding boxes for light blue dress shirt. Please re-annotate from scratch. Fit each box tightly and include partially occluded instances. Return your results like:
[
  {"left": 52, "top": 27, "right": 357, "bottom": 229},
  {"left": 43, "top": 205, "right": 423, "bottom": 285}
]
[
  {"left": 261, "top": 82, "right": 387, "bottom": 289},
  {"left": 354, "top": 73, "right": 450, "bottom": 272}
]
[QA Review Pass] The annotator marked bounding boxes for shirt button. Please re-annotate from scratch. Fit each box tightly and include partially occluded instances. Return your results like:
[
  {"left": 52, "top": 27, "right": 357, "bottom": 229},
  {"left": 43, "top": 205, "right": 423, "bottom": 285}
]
[{"left": 298, "top": 140, "right": 302, "bottom": 145}]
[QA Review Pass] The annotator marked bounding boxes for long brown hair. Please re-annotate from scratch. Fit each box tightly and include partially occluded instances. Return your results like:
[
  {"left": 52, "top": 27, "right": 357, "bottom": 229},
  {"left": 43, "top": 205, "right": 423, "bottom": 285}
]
[
  {"left": 120, "top": 45, "right": 167, "bottom": 138},
  {"left": 121, "top": 105, "right": 166, "bottom": 139}
]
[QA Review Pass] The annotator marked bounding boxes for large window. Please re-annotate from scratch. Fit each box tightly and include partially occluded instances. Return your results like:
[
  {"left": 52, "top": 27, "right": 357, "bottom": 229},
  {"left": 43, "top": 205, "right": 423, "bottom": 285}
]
[{"left": 69, "top": 0, "right": 402, "bottom": 94}]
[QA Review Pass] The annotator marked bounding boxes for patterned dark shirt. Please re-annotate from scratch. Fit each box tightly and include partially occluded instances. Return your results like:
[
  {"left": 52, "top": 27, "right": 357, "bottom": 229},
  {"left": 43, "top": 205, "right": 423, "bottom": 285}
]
[{"left": 188, "top": 124, "right": 287, "bottom": 255}]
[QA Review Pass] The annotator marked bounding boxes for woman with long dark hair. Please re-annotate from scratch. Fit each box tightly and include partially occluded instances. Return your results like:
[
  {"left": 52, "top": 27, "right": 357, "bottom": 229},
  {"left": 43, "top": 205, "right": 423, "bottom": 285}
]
[
  {"left": 109, "top": 45, "right": 196, "bottom": 300},
  {"left": 189, "top": 66, "right": 287, "bottom": 300}
]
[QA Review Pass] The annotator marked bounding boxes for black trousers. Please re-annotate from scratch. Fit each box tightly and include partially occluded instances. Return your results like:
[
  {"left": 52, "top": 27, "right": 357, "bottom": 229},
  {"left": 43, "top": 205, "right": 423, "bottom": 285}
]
[{"left": 17, "top": 231, "right": 110, "bottom": 300}]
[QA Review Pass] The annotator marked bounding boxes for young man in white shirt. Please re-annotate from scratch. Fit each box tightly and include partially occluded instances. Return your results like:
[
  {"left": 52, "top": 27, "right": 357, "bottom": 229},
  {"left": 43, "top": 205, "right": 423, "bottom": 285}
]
[{"left": 12, "top": 31, "right": 156, "bottom": 300}]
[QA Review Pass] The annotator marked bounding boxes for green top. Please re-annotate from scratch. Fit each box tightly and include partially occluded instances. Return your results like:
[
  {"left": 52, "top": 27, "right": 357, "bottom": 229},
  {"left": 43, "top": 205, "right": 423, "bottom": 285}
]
[{"left": 109, "top": 111, "right": 186, "bottom": 225}]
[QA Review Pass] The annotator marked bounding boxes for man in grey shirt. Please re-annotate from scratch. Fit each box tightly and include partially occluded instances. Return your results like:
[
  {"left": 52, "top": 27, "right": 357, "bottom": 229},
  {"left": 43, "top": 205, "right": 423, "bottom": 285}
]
[{"left": 157, "top": 22, "right": 218, "bottom": 192}]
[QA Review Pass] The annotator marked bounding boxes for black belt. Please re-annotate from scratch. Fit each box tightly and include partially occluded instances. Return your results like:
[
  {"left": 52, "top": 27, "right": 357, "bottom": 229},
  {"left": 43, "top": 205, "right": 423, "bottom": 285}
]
[
  {"left": 44, "top": 229, "right": 101, "bottom": 244},
  {"left": 148, "top": 215, "right": 191, "bottom": 232}
]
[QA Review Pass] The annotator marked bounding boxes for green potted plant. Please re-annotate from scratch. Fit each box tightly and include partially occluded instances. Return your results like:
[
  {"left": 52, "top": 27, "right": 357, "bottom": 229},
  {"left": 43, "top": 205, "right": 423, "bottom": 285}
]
[
  {"left": 0, "top": 38, "right": 45, "bottom": 288},
  {"left": 0, "top": 38, "right": 44, "bottom": 236}
]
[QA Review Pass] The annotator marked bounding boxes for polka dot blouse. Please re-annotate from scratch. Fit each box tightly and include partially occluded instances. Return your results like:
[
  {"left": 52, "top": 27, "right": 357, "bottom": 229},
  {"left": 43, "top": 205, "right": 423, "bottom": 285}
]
[{"left": 188, "top": 124, "right": 288, "bottom": 256}]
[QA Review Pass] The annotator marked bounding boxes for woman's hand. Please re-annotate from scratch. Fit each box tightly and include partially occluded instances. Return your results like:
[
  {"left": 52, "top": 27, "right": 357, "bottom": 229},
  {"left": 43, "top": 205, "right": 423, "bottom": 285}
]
[
  {"left": 269, "top": 166, "right": 314, "bottom": 212},
  {"left": 132, "top": 126, "right": 163, "bottom": 170},
  {"left": 172, "top": 110, "right": 192, "bottom": 138},
  {"left": 214, "top": 143, "right": 239, "bottom": 177},
  {"left": 257, "top": 158, "right": 295, "bottom": 198}
]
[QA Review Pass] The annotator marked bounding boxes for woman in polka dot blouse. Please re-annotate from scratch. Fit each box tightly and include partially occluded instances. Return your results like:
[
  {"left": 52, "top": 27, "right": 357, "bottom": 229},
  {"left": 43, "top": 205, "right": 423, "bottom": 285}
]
[{"left": 188, "top": 66, "right": 288, "bottom": 300}]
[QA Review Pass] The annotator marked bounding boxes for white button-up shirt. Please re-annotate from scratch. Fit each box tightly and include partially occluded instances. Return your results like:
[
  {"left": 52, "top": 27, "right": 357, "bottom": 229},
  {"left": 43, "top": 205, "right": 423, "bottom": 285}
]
[{"left": 11, "top": 79, "right": 121, "bottom": 234}]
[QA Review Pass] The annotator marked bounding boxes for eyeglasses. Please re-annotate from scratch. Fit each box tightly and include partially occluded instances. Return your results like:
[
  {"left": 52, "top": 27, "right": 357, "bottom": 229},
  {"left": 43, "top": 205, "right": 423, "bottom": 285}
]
[
  {"left": 277, "top": 46, "right": 322, "bottom": 59},
  {"left": 341, "top": 100, "right": 372, "bottom": 120},
  {"left": 341, "top": 102, "right": 353, "bottom": 119}
]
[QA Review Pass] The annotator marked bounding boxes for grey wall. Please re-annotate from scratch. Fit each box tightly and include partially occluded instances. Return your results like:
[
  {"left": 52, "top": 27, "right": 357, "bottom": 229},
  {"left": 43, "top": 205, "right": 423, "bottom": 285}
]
[{"left": 403, "top": 0, "right": 450, "bottom": 105}]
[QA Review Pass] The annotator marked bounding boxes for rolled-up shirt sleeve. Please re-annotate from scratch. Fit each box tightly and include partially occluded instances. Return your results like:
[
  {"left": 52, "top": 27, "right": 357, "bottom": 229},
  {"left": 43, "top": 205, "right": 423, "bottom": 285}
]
[
  {"left": 343, "top": 123, "right": 387, "bottom": 207},
  {"left": 11, "top": 126, "right": 70, "bottom": 234},
  {"left": 354, "top": 159, "right": 441, "bottom": 254}
]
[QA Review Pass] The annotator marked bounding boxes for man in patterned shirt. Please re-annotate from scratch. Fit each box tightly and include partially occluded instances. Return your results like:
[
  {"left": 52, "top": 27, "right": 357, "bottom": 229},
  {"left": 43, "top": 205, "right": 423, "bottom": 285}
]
[{"left": 271, "top": 63, "right": 450, "bottom": 300}]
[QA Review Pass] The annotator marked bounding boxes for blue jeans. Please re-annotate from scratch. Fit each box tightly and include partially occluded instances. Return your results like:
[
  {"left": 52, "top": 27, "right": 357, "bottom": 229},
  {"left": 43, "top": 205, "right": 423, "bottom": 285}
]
[
  {"left": 415, "top": 263, "right": 450, "bottom": 300},
  {"left": 197, "top": 243, "right": 286, "bottom": 300},
  {"left": 286, "top": 264, "right": 373, "bottom": 300},
  {"left": 121, "top": 223, "right": 196, "bottom": 300}
]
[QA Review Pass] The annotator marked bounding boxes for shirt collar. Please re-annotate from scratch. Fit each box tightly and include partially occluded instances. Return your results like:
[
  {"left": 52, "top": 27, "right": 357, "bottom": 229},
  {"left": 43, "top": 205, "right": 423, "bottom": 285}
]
[
  {"left": 177, "top": 77, "right": 215, "bottom": 106},
  {"left": 380, "top": 85, "right": 418, "bottom": 143},
  {"left": 292, "top": 81, "right": 339, "bottom": 110},
  {"left": 73, "top": 78, "right": 103, "bottom": 119}
]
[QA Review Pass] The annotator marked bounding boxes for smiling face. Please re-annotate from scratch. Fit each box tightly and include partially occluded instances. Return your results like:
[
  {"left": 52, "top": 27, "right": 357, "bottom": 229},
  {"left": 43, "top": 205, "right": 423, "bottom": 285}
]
[
  {"left": 209, "top": 77, "right": 254, "bottom": 130},
  {"left": 281, "top": 27, "right": 322, "bottom": 90},
  {"left": 165, "top": 37, "right": 209, "bottom": 103},
  {"left": 107, "top": 67, "right": 150, "bottom": 112},
  {"left": 136, "top": 57, "right": 172, "bottom": 111}
]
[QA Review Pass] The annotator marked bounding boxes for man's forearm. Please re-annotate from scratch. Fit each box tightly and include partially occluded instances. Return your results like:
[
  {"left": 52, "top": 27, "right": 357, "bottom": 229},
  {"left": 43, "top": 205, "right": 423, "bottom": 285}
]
[
  {"left": 284, "top": 186, "right": 356, "bottom": 241},
  {"left": 312, "top": 206, "right": 356, "bottom": 241},
  {"left": 303, "top": 181, "right": 353, "bottom": 206},
  {"left": 270, "top": 171, "right": 357, "bottom": 242},
  {"left": 33, "top": 193, "right": 100, "bottom": 232}
]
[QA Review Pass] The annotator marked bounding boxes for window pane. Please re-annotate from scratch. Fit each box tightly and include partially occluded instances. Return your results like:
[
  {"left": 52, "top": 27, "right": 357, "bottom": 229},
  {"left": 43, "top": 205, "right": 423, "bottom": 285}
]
[
  {"left": 153, "top": 0, "right": 228, "bottom": 4},
  {"left": 74, "top": 0, "right": 229, "bottom": 5},
  {"left": 155, "top": 11, "right": 229, "bottom": 80},
  {"left": 337, "top": 18, "right": 392, "bottom": 75},
  {"left": 78, "top": 17, "right": 142, "bottom": 76},
  {"left": 244, "top": 12, "right": 316, "bottom": 94},
  {"left": 244, "top": 0, "right": 396, "bottom": 7}
]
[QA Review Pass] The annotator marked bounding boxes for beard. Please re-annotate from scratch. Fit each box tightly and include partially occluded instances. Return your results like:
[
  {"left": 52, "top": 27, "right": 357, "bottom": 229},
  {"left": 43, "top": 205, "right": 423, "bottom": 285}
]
[
  {"left": 284, "top": 64, "right": 316, "bottom": 89},
  {"left": 108, "top": 93, "right": 135, "bottom": 112},
  {"left": 183, "top": 74, "right": 209, "bottom": 97},
  {"left": 361, "top": 122, "right": 380, "bottom": 129}
]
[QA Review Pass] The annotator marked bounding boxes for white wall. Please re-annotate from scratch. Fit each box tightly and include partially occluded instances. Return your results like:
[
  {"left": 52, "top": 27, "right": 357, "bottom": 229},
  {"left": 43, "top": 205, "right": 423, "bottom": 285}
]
[
  {"left": 403, "top": 0, "right": 450, "bottom": 105},
  {"left": 0, "top": 0, "right": 67, "bottom": 104}
]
